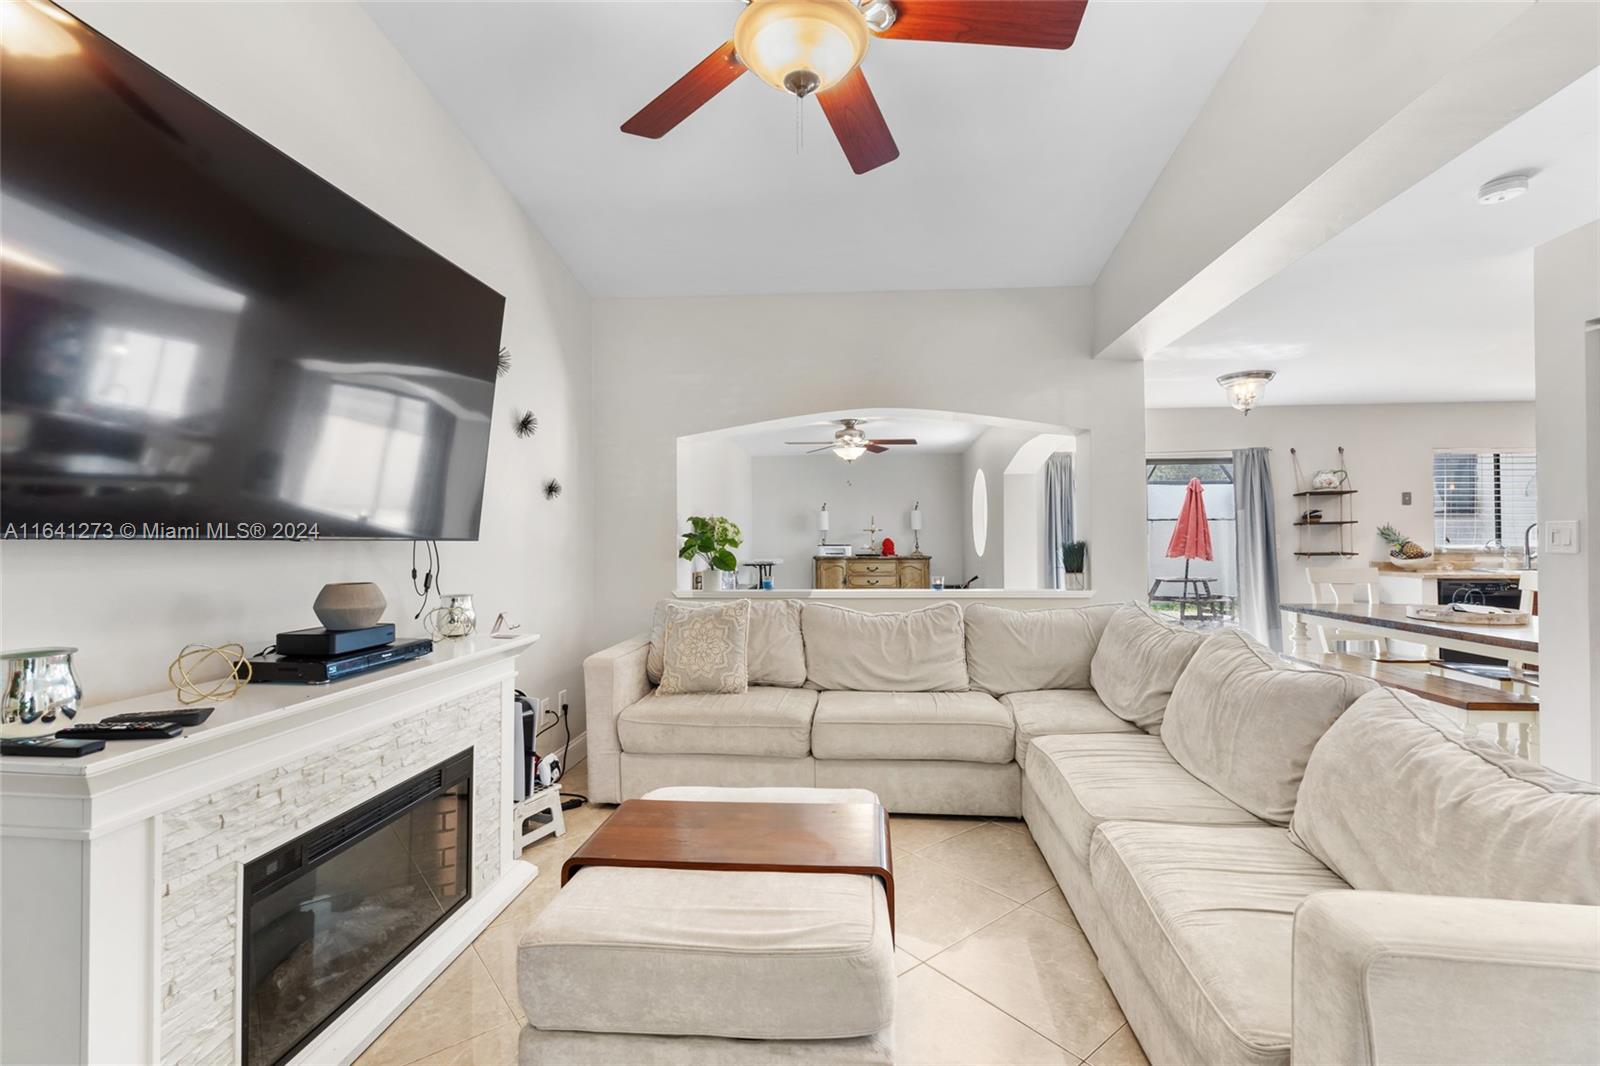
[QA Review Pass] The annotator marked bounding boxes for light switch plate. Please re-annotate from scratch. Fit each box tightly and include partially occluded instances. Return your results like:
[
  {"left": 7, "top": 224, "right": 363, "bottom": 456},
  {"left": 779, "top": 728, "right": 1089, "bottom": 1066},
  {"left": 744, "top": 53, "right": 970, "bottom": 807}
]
[
  {"left": 1401, "top": 491, "right": 1412, "bottom": 506},
  {"left": 1545, "top": 520, "right": 1580, "bottom": 554}
]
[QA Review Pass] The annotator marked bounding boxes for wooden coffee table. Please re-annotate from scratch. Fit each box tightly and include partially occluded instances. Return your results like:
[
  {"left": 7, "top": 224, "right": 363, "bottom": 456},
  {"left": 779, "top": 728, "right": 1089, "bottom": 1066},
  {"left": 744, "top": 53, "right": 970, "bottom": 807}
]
[{"left": 562, "top": 798, "right": 895, "bottom": 932}]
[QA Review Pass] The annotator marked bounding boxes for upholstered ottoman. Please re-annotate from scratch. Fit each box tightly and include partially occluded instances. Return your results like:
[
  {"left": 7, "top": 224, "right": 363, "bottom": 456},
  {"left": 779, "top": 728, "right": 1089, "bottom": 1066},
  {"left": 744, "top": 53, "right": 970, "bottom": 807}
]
[{"left": 517, "top": 787, "right": 895, "bottom": 1065}]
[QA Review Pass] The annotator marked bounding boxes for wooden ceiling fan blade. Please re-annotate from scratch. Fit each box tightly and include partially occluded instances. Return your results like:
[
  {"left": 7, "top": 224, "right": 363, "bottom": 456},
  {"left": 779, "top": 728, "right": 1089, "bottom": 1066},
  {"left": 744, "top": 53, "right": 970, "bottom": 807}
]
[
  {"left": 865, "top": 444, "right": 890, "bottom": 454},
  {"left": 621, "top": 41, "right": 745, "bottom": 139},
  {"left": 878, "top": 0, "right": 1088, "bottom": 49},
  {"left": 868, "top": 438, "right": 918, "bottom": 445},
  {"left": 816, "top": 68, "right": 899, "bottom": 175}
]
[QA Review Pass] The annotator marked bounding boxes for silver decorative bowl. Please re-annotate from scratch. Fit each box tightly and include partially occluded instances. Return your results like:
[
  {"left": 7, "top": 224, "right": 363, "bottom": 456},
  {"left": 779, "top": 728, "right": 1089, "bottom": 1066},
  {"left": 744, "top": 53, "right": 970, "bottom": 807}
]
[{"left": 2, "top": 647, "right": 82, "bottom": 738}]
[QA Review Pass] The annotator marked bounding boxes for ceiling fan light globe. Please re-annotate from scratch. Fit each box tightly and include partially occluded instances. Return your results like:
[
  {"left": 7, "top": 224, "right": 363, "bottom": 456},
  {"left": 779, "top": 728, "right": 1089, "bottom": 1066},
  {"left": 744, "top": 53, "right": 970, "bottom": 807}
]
[
  {"left": 833, "top": 443, "right": 867, "bottom": 461},
  {"left": 734, "top": 0, "right": 870, "bottom": 96}
]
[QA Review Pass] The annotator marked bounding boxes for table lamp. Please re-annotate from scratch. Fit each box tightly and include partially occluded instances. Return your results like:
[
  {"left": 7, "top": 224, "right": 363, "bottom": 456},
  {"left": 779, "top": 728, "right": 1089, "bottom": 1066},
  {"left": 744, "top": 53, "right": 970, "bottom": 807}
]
[
  {"left": 818, "top": 503, "right": 829, "bottom": 546},
  {"left": 910, "top": 501, "right": 923, "bottom": 554}
]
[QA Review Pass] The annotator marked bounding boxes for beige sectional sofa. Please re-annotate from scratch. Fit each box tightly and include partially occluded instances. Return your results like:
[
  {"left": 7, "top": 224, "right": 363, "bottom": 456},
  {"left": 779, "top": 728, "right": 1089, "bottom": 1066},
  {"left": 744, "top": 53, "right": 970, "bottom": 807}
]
[{"left": 583, "top": 599, "right": 1600, "bottom": 1066}]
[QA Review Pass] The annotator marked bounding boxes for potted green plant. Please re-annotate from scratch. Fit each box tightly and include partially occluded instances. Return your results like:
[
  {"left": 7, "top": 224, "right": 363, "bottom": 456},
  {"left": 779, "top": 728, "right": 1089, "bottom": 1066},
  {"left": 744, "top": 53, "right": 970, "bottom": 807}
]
[
  {"left": 1062, "top": 540, "right": 1088, "bottom": 591},
  {"left": 680, "top": 515, "right": 743, "bottom": 591}
]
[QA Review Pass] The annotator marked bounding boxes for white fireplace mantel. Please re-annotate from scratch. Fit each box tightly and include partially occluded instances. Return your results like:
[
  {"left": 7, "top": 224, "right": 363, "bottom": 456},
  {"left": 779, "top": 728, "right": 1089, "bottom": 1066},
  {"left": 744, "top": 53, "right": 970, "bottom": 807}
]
[{"left": 0, "top": 635, "right": 539, "bottom": 1066}]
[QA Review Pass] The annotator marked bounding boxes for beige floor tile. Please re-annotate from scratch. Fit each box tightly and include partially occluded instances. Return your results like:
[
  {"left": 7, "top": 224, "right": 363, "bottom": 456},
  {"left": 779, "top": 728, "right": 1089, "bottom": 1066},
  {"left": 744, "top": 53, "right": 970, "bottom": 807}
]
[
  {"left": 489, "top": 865, "right": 563, "bottom": 931},
  {"left": 918, "top": 822, "right": 1057, "bottom": 902},
  {"left": 929, "top": 907, "right": 1124, "bottom": 1058},
  {"left": 1025, "top": 886, "right": 1081, "bottom": 929},
  {"left": 895, "top": 947, "right": 922, "bottom": 975},
  {"left": 894, "top": 966, "right": 1078, "bottom": 1065},
  {"left": 409, "top": 1021, "right": 523, "bottom": 1066},
  {"left": 473, "top": 921, "right": 527, "bottom": 1021},
  {"left": 892, "top": 851, "right": 1020, "bottom": 960},
  {"left": 889, "top": 814, "right": 987, "bottom": 852},
  {"left": 1087, "top": 1024, "right": 1150, "bottom": 1066},
  {"left": 355, "top": 951, "right": 515, "bottom": 1066},
  {"left": 992, "top": 816, "right": 1031, "bottom": 834}
]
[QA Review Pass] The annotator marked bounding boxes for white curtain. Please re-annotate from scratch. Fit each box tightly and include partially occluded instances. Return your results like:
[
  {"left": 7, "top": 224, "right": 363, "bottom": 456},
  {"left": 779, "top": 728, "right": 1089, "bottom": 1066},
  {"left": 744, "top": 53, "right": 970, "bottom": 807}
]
[
  {"left": 1233, "top": 447, "right": 1282, "bottom": 649},
  {"left": 1044, "top": 453, "right": 1074, "bottom": 589}
]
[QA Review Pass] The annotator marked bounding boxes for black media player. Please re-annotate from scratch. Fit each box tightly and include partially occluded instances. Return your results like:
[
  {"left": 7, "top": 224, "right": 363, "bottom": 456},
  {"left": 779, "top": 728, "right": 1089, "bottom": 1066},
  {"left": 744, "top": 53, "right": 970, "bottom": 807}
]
[{"left": 249, "top": 638, "right": 434, "bottom": 684}]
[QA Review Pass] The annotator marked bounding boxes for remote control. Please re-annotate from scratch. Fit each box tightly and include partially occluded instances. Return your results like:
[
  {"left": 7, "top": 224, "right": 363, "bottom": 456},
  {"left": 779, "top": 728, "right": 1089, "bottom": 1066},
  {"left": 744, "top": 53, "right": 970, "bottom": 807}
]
[
  {"left": 57, "top": 721, "right": 184, "bottom": 741},
  {"left": 2, "top": 736, "right": 106, "bottom": 757},
  {"left": 104, "top": 707, "right": 214, "bottom": 727}
]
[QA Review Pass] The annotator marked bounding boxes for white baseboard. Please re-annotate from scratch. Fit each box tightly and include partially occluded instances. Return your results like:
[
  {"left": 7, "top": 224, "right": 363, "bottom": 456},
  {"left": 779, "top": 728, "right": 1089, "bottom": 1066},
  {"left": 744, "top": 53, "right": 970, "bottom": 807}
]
[
  {"left": 294, "top": 859, "right": 537, "bottom": 1066},
  {"left": 564, "top": 731, "right": 586, "bottom": 770}
]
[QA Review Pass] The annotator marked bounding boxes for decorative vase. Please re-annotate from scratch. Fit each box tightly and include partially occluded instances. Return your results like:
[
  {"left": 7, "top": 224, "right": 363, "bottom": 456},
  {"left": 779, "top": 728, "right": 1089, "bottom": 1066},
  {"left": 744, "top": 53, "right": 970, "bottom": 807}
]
[
  {"left": 427, "top": 593, "right": 477, "bottom": 639},
  {"left": 1, "top": 647, "right": 82, "bottom": 738},
  {"left": 313, "top": 582, "right": 387, "bottom": 630}
]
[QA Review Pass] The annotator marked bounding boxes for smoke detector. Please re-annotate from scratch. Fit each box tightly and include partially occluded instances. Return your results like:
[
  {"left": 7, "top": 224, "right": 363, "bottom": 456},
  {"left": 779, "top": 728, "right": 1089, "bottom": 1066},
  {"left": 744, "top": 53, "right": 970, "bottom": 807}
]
[{"left": 1477, "top": 175, "right": 1530, "bottom": 205}]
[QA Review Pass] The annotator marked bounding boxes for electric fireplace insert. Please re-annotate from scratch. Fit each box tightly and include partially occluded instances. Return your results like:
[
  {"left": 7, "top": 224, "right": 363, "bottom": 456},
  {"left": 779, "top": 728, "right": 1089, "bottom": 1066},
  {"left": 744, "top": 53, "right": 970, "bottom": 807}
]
[{"left": 241, "top": 750, "right": 473, "bottom": 1066}]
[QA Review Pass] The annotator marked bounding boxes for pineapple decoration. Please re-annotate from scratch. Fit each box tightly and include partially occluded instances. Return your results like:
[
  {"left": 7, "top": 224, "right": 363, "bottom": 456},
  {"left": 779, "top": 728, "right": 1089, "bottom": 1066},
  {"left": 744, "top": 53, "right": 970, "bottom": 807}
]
[{"left": 1378, "top": 524, "right": 1428, "bottom": 561}]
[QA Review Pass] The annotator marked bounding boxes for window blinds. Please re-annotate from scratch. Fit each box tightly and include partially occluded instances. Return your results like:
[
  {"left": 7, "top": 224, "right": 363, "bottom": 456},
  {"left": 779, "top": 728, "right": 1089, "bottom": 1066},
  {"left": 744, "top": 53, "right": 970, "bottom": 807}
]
[{"left": 1433, "top": 450, "right": 1538, "bottom": 549}]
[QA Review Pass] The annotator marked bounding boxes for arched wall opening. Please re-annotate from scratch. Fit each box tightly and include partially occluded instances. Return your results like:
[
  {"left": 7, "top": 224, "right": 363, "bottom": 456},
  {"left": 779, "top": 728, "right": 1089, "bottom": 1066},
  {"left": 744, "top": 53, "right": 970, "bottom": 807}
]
[{"left": 676, "top": 407, "right": 1086, "bottom": 592}]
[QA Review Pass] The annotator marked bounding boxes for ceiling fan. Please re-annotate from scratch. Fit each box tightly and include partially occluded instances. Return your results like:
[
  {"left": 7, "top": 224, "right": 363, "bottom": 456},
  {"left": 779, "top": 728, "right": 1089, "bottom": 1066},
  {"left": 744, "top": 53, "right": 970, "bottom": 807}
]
[
  {"left": 621, "top": 0, "right": 1089, "bottom": 174},
  {"left": 785, "top": 418, "right": 917, "bottom": 461}
]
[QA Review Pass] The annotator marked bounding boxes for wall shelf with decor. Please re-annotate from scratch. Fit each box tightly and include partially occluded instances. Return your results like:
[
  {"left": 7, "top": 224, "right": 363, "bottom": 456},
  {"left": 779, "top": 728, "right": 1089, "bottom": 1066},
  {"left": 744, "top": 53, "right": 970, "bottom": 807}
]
[{"left": 1290, "top": 446, "right": 1359, "bottom": 559}]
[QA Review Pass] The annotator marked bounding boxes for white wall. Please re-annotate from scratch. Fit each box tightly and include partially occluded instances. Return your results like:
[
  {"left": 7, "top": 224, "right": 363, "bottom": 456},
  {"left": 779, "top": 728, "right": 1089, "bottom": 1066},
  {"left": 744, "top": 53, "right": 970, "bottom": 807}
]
[
  {"left": 960, "top": 425, "right": 1047, "bottom": 590},
  {"left": 1533, "top": 222, "right": 1599, "bottom": 781},
  {"left": 591, "top": 287, "right": 1147, "bottom": 644},
  {"left": 675, "top": 436, "right": 754, "bottom": 587},
  {"left": 748, "top": 452, "right": 963, "bottom": 589},
  {"left": 1145, "top": 402, "right": 1538, "bottom": 608},
  {"left": 0, "top": 3, "right": 596, "bottom": 736}
]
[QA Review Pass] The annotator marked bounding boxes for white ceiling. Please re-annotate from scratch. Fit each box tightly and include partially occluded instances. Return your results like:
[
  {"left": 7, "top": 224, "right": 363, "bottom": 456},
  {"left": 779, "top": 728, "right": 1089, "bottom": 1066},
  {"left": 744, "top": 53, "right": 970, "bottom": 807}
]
[
  {"left": 368, "top": 0, "right": 1262, "bottom": 298},
  {"left": 1146, "top": 69, "right": 1600, "bottom": 409}
]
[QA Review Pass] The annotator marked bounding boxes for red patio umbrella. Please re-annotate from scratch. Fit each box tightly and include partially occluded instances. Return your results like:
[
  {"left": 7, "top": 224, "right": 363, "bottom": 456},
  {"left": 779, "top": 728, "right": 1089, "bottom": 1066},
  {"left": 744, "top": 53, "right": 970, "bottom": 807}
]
[{"left": 1166, "top": 478, "right": 1213, "bottom": 609}]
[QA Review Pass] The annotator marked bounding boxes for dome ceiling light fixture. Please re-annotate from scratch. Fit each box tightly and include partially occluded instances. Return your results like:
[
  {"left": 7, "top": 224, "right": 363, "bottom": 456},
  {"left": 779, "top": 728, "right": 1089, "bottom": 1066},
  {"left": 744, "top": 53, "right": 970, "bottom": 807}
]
[
  {"left": 1477, "top": 173, "right": 1531, "bottom": 205},
  {"left": 621, "top": 0, "right": 1090, "bottom": 174},
  {"left": 1217, "top": 370, "right": 1276, "bottom": 415}
]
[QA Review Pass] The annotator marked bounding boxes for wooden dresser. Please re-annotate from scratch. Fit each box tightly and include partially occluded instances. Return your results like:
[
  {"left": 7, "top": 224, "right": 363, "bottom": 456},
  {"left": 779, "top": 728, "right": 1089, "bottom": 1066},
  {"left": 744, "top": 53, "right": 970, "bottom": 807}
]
[{"left": 814, "top": 555, "right": 931, "bottom": 590}]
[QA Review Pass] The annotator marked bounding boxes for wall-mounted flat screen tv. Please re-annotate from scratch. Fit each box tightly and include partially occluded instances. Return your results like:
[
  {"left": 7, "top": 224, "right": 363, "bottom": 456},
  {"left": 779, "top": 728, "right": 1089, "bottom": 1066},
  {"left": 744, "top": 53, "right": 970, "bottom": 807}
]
[{"left": 0, "top": 2, "right": 505, "bottom": 540}]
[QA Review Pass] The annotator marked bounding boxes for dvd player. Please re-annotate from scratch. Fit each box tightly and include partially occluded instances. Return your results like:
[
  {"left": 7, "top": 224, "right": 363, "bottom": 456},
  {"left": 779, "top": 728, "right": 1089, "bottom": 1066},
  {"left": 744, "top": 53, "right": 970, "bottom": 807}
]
[{"left": 249, "top": 638, "right": 434, "bottom": 684}]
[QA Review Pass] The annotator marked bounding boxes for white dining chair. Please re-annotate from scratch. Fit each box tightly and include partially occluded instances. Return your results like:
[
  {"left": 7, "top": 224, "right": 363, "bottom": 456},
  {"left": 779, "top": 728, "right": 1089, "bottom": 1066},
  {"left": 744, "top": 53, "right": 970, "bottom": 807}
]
[
  {"left": 1517, "top": 570, "right": 1538, "bottom": 615},
  {"left": 1305, "top": 565, "right": 1390, "bottom": 656}
]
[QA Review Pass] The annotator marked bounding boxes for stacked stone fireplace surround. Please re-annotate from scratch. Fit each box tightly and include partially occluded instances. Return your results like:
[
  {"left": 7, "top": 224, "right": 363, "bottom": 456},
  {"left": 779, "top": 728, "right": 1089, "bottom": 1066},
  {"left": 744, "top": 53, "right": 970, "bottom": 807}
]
[{"left": 159, "top": 684, "right": 505, "bottom": 1065}]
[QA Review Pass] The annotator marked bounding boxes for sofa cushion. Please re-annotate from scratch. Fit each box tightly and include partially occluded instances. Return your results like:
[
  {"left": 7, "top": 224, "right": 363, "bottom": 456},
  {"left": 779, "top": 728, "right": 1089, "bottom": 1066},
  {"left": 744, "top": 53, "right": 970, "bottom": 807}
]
[
  {"left": 618, "top": 687, "right": 817, "bottom": 758},
  {"left": 1291, "top": 688, "right": 1600, "bottom": 904},
  {"left": 1089, "top": 822, "right": 1350, "bottom": 1066},
  {"left": 801, "top": 601, "right": 968, "bottom": 691},
  {"left": 1162, "top": 630, "right": 1374, "bottom": 825},
  {"left": 658, "top": 599, "right": 750, "bottom": 695},
  {"left": 1089, "top": 605, "right": 1204, "bottom": 732},
  {"left": 964, "top": 603, "right": 1116, "bottom": 695},
  {"left": 1025, "top": 733, "right": 1264, "bottom": 864},
  {"left": 519, "top": 865, "right": 894, "bottom": 1040},
  {"left": 647, "top": 598, "right": 806, "bottom": 688},
  {"left": 1004, "top": 689, "right": 1138, "bottom": 768},
  {"left": 812, "top": 691, "right": 1012, "bottom": 763}
]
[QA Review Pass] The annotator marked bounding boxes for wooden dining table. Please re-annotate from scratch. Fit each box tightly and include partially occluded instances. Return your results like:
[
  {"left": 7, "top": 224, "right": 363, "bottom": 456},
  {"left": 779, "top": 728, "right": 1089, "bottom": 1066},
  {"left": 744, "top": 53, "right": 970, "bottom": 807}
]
[
  {"left": 1279, "top": 602, "right": 1539, "bottom": 668},
  {"left": 1280, "top": 602, "right": 1540, "bottom": 760}
]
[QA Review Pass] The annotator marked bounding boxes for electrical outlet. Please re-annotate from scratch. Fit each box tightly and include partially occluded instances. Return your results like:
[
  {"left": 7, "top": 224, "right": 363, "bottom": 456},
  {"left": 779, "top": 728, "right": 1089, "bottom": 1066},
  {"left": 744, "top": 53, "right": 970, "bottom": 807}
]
[
  {"left": 558, "top": 689, "right": 568, "bottom": 713},
  {"left": 1401, "top": 491, "right": 1412, "bottom": 506},
  {"left": 541, "top": 697, "right": 557, "bottom": 724}
]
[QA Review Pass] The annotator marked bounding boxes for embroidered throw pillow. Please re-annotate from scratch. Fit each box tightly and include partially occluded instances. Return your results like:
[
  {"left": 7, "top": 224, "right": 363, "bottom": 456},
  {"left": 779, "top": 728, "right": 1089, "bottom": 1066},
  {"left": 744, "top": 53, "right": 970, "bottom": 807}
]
[{"left": 658, "top": 599, "right": 751, "bottom": 695}]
